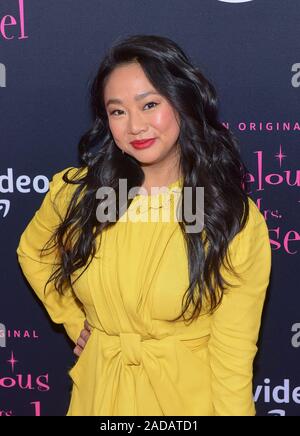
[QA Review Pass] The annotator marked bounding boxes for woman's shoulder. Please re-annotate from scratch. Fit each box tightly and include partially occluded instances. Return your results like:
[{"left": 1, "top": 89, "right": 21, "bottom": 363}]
[
  {"left": 48, "top": 165, "right": 88, "bottom": 211},
  {"left": 50, "top": 165, "right": 88, "bottom": 187},
  {"left": 245, "top": 195, "right": 268, "bottom": 235},
  {"left": 229, "top": 195, "right": 270, "bottom": 257}
]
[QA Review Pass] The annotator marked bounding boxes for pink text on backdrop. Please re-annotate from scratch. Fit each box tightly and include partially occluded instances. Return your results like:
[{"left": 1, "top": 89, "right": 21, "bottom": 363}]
[
  {"left": 0, "top": 0, "right": 28, "bottom": 40},
  {"left": 245, "top": 151, "right": 300, "bottom": 192}
]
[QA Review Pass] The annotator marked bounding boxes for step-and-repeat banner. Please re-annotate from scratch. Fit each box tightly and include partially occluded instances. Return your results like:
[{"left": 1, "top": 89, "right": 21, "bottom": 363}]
[{"left": 1, "top": 0, "right": 299, "bottom": 416}]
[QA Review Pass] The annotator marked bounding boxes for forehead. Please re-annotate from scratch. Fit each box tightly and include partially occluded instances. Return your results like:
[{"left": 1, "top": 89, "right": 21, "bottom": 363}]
[{"left": 104, "top": 63, "right": 154, "bottom": 98}]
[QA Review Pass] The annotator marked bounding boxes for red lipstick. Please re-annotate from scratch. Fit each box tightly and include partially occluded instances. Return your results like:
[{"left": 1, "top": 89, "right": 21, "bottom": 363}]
[{"left": 130, "top": 138, "right": 156, "bottom": 149}]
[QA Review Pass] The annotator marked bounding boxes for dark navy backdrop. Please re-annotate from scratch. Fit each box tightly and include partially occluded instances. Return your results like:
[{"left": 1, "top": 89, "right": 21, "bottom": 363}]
[{"left": 1, "top": 0, "right": 299, "bottom": 416}]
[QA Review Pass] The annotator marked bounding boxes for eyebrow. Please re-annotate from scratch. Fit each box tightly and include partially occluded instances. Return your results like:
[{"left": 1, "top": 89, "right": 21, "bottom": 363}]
[{"left": 105, "top": 91, "right": 160, "bottom": 107}]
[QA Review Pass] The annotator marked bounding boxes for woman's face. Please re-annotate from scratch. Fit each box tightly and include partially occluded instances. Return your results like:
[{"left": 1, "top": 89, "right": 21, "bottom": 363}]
[{"left": 103, "top": 62, "right": 181, "bottom": 166}]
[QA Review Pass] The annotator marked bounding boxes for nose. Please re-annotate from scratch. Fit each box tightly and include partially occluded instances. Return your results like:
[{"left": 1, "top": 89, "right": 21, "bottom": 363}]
[{"left": 127, "top": 109, "right": 147, "bottom": 134}]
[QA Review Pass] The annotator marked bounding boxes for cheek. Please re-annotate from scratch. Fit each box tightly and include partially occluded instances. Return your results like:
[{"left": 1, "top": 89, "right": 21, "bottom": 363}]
[
  {"left": 152, "top": 107, "right": 179, "bottom": 135},
  {"left": 109, "top": 120, "right": 124, "bottom": 142}
]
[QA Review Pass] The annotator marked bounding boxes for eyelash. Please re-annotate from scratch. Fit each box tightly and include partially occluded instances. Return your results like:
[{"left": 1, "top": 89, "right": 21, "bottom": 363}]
[{"left": 109, "top": 101, "right": 159, "bottom": 116}]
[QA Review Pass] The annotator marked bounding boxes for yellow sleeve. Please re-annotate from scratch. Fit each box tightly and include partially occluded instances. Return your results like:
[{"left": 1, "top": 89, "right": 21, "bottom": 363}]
[
  {"left": 208, "top": 197, "right": 272, "bottom": 416},
  {"left": 16, "top": 167, "right": 86, "bottom": 345}
]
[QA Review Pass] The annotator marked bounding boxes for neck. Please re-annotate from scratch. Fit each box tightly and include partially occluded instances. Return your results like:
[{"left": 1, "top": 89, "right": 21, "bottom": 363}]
[{"left": 140, "top": 147, "right": 182, "bottom": 192}]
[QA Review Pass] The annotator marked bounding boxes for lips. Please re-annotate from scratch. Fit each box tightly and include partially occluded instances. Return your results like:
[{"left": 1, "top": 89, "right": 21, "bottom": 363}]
[{"left": 130, "top": 138, "right": 156, "bottom": 149}]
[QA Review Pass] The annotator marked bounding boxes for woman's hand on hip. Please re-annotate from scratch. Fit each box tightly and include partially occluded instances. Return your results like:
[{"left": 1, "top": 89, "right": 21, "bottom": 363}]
[{"left": 73, "top": 319, "right": 91, "bottom": 357}]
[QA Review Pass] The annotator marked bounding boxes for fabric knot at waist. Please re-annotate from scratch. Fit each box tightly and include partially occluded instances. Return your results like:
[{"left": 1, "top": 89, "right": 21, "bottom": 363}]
[
  {"left": 68, "top": 327, "right": 212, "bottom": 415},
  {"left": 91, "top": 329, "right": 210, "bottom": 367},
  {"left": 119, "top": 332, "right": 142, "bottom": 365}
]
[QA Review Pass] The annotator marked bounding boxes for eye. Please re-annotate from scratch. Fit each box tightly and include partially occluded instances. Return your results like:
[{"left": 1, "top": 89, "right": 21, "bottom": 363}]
[
  {"left": 109, "top": 101, "right": 159, "bottom": 117},
  {"left": 110, "top": 109, "right": 124, "bottom": 116},
  {"left": 144, "top": 101, "right": 159, "bottom": 110}
]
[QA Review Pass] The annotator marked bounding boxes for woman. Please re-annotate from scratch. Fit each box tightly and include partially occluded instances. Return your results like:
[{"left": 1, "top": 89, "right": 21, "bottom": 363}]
[{"left": 16, "top": 34, "right": 272, "bottom": 416}]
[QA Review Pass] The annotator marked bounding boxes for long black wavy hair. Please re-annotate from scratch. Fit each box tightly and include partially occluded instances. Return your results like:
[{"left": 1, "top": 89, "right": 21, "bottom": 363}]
[{"left": 42, "top": 34, "right": 250, "bottom": 323}]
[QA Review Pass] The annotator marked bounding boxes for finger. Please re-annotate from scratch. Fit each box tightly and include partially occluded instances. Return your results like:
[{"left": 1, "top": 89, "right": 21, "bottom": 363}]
[
  {"left": 80, "top": 329, "right": 91, "bottom": 341},
  {"left": 84, "top": 319, "right": 91, "bottom": 331},
  {"left": 76, "top": 337, "right": 86, "bottom": 349},
  {"left": 73, "top": 345, "right": 83, "bottom": 357}
]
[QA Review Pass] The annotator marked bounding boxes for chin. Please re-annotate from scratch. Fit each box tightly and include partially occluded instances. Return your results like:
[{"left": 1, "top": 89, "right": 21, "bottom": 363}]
[{"left": 136, "top": 154, "right": 162, "bottom": 164}]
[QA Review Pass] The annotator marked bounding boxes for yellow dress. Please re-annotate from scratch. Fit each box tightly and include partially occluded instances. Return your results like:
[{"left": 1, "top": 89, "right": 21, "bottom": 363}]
[{"left": 16, "top": 166, "right": 272, "bottom": 416}]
